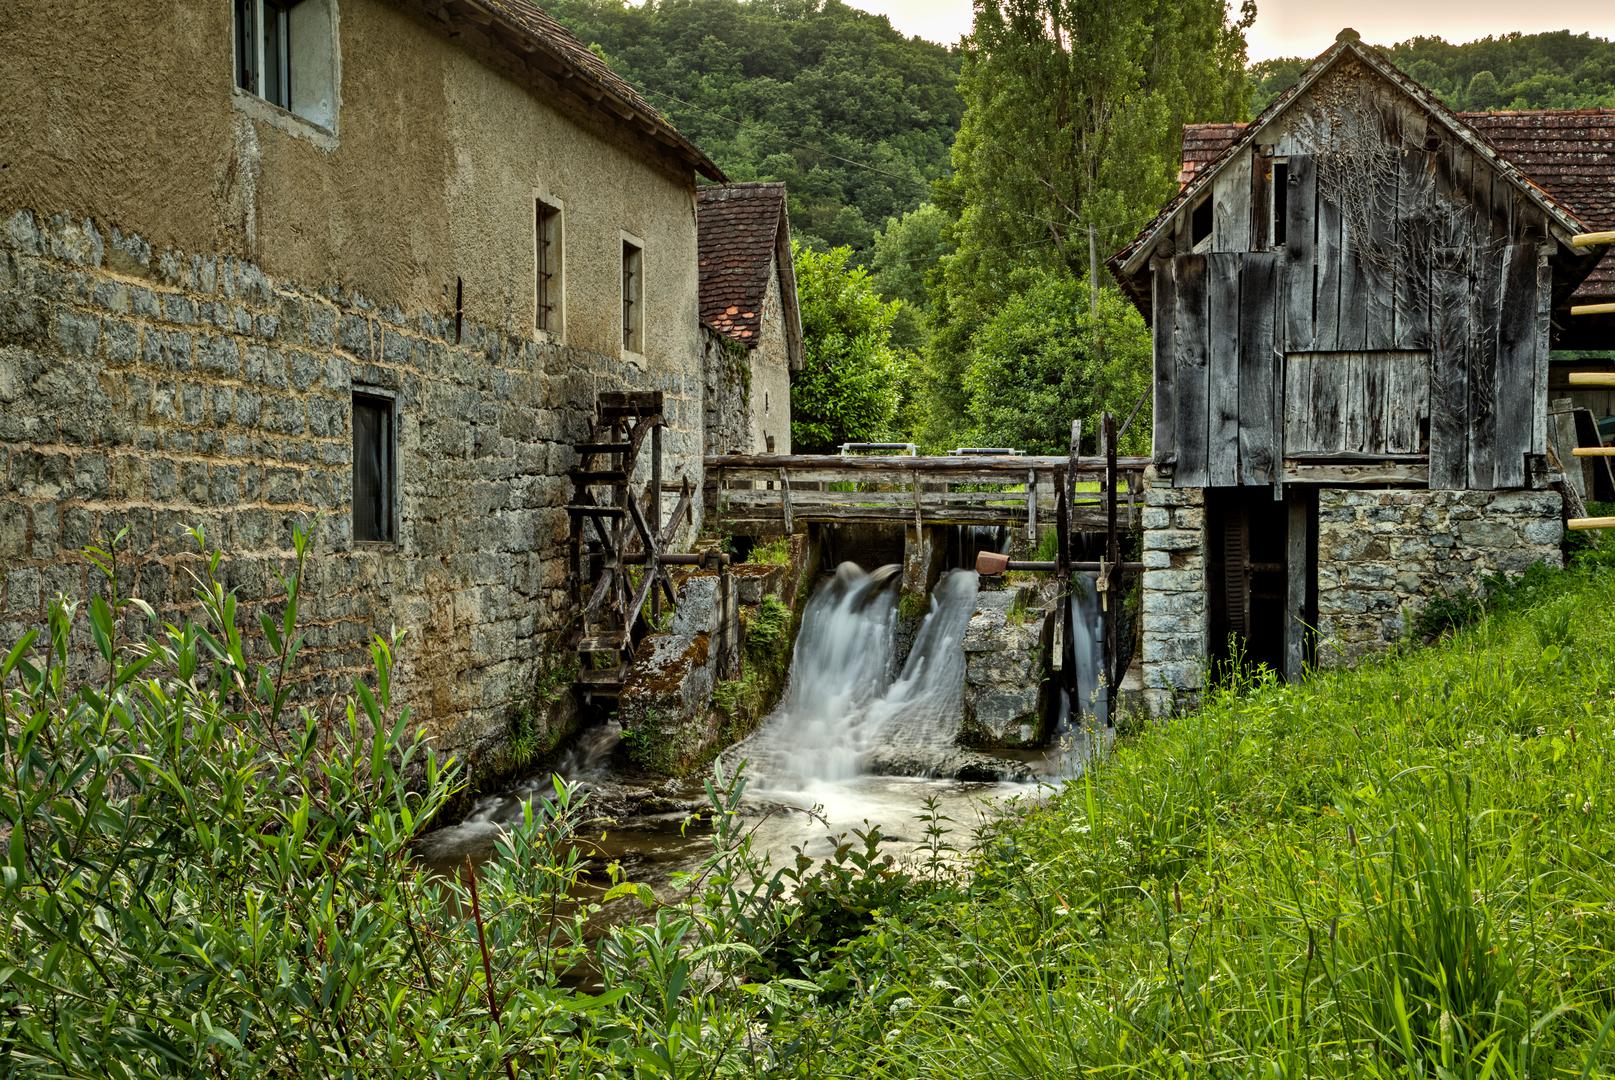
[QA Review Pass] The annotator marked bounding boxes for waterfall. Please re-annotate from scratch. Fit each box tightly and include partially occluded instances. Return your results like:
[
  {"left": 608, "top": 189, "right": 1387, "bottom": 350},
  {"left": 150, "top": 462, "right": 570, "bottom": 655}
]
[
  {"left": 729, "top": 563, "right": 981, "bottom": 790},
  {"left": 1066, "top": 574, "right": 1107, "bottom": 726}
]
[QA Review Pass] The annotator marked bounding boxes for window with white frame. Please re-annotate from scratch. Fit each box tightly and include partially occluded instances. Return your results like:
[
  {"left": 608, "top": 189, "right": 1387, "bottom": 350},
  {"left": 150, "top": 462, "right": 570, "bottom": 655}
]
[
  {"left": 536, "top": 199, "right": 563, "bottom": 336},
  {"left": 622, "top": 238, "right": 644, "bottom": 354},
  {"left": 234, "top": 0, "right": 339, "bottom": 130}
]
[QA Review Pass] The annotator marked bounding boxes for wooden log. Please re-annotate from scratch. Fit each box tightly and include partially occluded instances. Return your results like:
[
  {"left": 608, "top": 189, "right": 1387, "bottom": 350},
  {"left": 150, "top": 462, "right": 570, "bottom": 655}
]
[
  {"left": 1567, "top": 372, "right": 1615, "bottom": 387},
  {"left": 1568, "top": 517, "right": 1615, "bottom": 530},
  {"left": 1571, "top": 231, "right": 1615, "bottom": 248},
  {"left": 1571, "top": 303, "right": 1615, "bottom": 317},
  {"left": 779, "top": 469, "right": 793, "bottom": 533},
  {"left": 1284, "top": 496, "right": 1307, "bottom": 681},
  {"left": 1281, "top": 461, "right": 1429, "bottom": 485},
  {"left": 703, "top": 453, "right": 1142, "bottom": 474},
  {"left": 1572, "top": 447, "right": 1615, "bottom": 457}
]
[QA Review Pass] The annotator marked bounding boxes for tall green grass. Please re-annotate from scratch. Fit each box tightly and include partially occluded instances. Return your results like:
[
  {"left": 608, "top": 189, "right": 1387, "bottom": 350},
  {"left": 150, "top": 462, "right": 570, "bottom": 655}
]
[{"left": 776, "top": 552, "right": 1615, "bottom": 1078}]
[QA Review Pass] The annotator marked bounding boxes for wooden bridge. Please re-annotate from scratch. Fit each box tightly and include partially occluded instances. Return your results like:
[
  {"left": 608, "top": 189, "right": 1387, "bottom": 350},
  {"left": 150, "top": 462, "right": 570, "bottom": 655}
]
[{"left": 705, "top": 444, "right": 1150, "bottom": 537}]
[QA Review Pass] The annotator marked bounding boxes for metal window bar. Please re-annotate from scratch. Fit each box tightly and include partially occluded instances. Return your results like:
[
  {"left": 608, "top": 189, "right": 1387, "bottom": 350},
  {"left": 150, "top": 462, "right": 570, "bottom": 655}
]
[
  {"left": 622, "top": 242, "right": 642, "bottom": 351},
  {"left": 536, "top": 202, "right": 558, "bottom": 332}
]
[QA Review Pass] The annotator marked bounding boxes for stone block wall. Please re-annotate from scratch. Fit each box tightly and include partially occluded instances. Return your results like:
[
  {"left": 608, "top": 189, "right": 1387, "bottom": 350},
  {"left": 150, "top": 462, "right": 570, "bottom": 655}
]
[
  {"left": 1140, "top": 478, "right": 1208, "bottom": 716},
  {"left": 701, "top": 324, "right": 752, "bottom": 457},
  {"left": 1315, "top": 488, "right": 1563, "bottom": 665},
  {"left": 0, "top": 209, "right": 705, "bottom": 772}
]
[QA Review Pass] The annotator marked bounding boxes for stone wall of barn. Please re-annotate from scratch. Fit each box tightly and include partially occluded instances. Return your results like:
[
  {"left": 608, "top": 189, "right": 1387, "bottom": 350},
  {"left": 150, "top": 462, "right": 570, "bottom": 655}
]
[
  {"left": 1140, "top": 479, "right": 1209, "bottom": 717},
  {"left": 0, "top": 209, "right": 704, "bottom": 773},
  {"left": 1313, "top": 488, "right": 1563, "bottom": 665}
]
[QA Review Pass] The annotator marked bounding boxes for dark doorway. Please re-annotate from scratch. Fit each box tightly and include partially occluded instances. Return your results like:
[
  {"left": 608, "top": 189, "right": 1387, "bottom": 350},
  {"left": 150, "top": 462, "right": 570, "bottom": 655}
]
[{"left": 1206, "top": 488, "right": 1315, "bottom": 678}]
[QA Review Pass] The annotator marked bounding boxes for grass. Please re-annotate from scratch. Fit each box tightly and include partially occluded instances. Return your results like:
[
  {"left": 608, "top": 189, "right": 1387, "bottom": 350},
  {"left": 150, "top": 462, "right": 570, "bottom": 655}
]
[{"left": 772, "top": 547, "right": 1615, "bottom": 1077}]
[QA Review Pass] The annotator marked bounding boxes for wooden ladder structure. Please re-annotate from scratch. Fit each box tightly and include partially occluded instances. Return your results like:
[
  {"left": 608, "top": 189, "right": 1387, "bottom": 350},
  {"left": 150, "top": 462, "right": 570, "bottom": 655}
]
[
  {"left": 566, "top": 391, "right": 691, "bottom": 702},
  {"left": 1560, "top": 231, "right": 1615, "bottom": 530}
]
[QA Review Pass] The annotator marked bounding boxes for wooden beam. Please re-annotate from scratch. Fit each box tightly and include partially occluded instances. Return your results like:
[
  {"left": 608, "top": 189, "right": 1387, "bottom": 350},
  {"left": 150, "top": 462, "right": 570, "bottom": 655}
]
[
  {"left": 1568, "top": 517, "right": 1615, "bottom": 530},
  {"left": 1570, "top": 231, "right": 1615, "bottom": 248},
  {"left": 1571, "top": 303, "right": 1615, "bottom": 317},
  {"left": 1567, "top": 372, "right": 1615, "bottom": 387},
  {"left": 1572, "top": 447, "right": 1615, "bottom": 457}
]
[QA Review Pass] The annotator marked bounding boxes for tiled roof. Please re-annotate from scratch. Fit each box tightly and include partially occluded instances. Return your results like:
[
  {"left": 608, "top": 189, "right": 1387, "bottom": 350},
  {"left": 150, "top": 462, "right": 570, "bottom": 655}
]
[
  {"left": 1463, "top": 109, "right": 1615, "bottom": 300},
  {"left": 426, "top": 0, "right": 724, "bottom": 181},
  {"left": 1173, "top": 110, "right": 1615, "bottom": 301},
  {"left": 697, "top": 183, "right": 788, "bottom": 345},
  {"left": 1178, "top": 123, "right": 1246, "bottom": 187}
]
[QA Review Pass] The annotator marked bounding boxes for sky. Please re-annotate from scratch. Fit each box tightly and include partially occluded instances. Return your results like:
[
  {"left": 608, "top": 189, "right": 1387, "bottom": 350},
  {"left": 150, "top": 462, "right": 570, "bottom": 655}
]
[{"left": 842, "top": 0, "right": 1615, "bottom": 60}]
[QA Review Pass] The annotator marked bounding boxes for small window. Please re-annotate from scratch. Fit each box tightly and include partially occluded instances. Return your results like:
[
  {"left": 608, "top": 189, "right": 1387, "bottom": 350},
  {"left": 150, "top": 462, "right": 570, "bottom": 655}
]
[
  {"left": 1271, "top": 159, "right": 1289, "bottom": 247},
  {"left": 536, "top": 199, "right": 563, "bottom": 335},
  {"left": 1190, "top": 196, "right": 1213, "bottom": 249},
  {"left": 622, "top": 239, "right": 644, "bottom": 353},
  {"left": 234, "top": 0, "right": 338, "bottom": 130},
  {"left": 353, "top": 393, "right": 395, "bottom": 543}
]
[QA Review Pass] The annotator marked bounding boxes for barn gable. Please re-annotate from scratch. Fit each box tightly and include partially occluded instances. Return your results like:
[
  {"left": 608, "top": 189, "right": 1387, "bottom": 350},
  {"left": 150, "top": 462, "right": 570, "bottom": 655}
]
[{"left": 1115, "top": 31, "right": 1597, "bottom": 493}]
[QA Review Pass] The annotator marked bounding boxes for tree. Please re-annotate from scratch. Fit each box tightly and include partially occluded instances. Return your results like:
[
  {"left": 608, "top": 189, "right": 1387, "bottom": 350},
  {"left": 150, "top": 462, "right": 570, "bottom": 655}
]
[
  {"left": 924, "top": 0, "right": 1252, "bottom": 447},
  {"left": 869, "top": 202, "right": 954, "bottom": 351},
  {"left": 790, "top": 242, "right": 908, "bottom": 451},
  {"left": 959, "top": 271, "right": 1151, "bottom": 454},
  {"left": 1466, "top": 69, "right": 1503, "bottom": 109}
]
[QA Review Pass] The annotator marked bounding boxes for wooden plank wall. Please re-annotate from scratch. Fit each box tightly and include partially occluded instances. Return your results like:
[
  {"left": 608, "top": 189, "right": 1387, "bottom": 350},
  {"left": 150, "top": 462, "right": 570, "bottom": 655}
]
[{"left": 1154, "top": 79, "right": 1550, "bottom": 491}]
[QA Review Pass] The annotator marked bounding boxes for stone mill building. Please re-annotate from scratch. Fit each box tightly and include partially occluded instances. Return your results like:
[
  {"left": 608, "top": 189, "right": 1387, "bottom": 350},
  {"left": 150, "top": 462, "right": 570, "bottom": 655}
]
[
  {"left": 1112, "top": 30, "right": 1614, "bottom": 715},
  {"left": 0, "top": 0, "right": 794, "bottom": 770}
]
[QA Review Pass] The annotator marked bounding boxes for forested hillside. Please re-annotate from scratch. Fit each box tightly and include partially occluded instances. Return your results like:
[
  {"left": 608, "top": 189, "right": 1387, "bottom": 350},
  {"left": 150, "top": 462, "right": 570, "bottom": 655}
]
[
  {"left": 1252, "top": 30, "right": 1615, "bottom": 113},
  {"left": 543, "top": 0, "right": 961, "bottom": 253}
]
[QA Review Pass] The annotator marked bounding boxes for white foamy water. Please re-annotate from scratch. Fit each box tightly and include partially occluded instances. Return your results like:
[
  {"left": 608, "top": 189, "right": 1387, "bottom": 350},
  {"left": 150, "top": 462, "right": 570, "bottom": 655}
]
[
  {"left": 726, "top": 563, "right": 981, "bottom": 792},
  {"left": 1066, "top": 573, "right": 1107, "bottom": 727}
]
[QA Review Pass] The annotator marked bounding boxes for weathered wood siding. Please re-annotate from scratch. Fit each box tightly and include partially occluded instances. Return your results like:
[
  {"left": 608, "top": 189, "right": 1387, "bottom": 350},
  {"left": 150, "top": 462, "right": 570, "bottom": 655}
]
[{"left": 1154, "top": 62, "right": 1551, "bottom": 491}]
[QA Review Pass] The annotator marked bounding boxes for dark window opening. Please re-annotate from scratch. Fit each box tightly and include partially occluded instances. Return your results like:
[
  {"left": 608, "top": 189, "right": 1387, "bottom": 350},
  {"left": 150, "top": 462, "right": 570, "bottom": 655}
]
[
  {"left": 536, "top": 200, "right": 561, "bottom": 334},
  {"left": 1207, "top": 487, "right": 1314, "bottom": 678},
  {"left": 1271, "top": 160, "right": 1289, "bottom": 247},
  {"left": 622, "top": 240, "right": 643, "bottom": 353},
  {"left": 1190, "top": 196, "right": 1213, "bottom": 247},
  {"left": 235, "top": 0, "right": 295, "bottom": 109},
  {"left": 353, "top": 393, "right": 395, "bottom": 543}
]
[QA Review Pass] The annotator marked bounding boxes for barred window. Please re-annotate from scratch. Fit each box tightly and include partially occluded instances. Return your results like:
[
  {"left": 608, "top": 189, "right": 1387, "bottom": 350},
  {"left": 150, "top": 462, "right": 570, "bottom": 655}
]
[
  {"left": 622, "top": 239, "right": 643, "bottom": 353},
  {"left": 536, "top": 199, "right": 562, "bottom": 334},
  {"left": 352, "top": 393, "right": 395, "bottom": 544}
]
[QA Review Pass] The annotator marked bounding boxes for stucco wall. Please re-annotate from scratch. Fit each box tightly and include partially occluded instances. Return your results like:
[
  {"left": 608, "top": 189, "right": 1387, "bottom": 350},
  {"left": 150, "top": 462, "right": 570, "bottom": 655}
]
[
  {"left": 0, "top": 0, "right": 714, "bottom": 775},
  {"left": 748, "top": 263, "right": 793, "bottom": 455},
  {"left": 1314, "top": 488, "right": 1563, "bottom": 664},
  {"left": 0, "top": 0, "right": 702, "bottom": 370}
]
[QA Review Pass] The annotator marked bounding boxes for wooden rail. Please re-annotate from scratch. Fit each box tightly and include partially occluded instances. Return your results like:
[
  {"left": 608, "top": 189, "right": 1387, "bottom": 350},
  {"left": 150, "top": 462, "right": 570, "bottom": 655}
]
[{"left": 704, "top": 453, "right": 1150, "bottom": 534}]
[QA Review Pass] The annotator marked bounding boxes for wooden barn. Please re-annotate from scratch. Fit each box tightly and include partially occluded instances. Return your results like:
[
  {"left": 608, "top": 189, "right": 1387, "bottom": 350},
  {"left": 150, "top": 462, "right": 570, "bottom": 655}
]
[{"left": 1110, "top": 29, "right": 1614, "bottom": 713}]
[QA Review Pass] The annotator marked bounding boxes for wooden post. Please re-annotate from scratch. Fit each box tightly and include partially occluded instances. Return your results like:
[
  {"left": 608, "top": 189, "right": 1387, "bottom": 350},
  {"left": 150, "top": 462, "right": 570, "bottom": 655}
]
[
  {"left": 1103, "top": 412, "right": 1119, "bottom": 728},
  {"left": 1026, "top": 468, "right": 1037, "bottom": 540},
  {"left": 912, "top": 469, "right": 923, "bottom": 532},
  {"left": 779, "top": 468, "right": 794, "bottom": 533},
  {"left": 1284, "top": 495, "right": 1308, "bottom": 681},
  {"left": 650, "top": 422, "right": 662, "bottom": 623},
  {"left": 1067, "top": 420, "right": 1082, "bottom": 536}
]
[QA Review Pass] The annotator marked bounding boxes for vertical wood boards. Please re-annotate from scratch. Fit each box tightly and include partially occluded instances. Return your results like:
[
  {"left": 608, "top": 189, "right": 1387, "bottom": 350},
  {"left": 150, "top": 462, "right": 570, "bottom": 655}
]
[
  {"left": 1285, "top": 155, "right": 1318, "bottom": 351},
  {"left": 1492, "top": 241, "right": 1539, "bottom": 488},
  {"left": 1207, "top": 253, "right": 1242, "bottom": 486},
  {"left": 1467, "top": 242, "right": 1503, "bottom": 489},
  {"left": 1215, "top": 151, "right": 1253, "bottom": 252},
  {"left": 1429, "top": 246, "right": 1471, "bottom": 489},
  {"left": 1283, "top": 352, "right": 1429, "bottom": 455},
  {"left": 1173, "top": 256, "right": 1211, "bottom": 487},
  {"left": 1284, "top": 495, "right": 1308, "bottom": 682},
  {"left": 1534, "top": 250, "right": 1551, "bottom": 457},
  {"left": 1239, "top": 254, "right": 1280, "bottom": 485},
  {"left": 1151, "top": 259, "right": 1177, "bottom": 466},
  {"left": 1314, "top": 171, "right": 1345, "bottom": 351},
  {"left": 1394, "top": 135, "right": 1434, "bottom": 350}
]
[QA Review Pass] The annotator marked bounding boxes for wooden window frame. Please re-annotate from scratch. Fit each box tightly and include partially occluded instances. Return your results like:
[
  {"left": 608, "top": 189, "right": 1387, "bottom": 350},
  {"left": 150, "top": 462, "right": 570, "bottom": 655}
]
[
  {"left": 535, "top": 196, "right": 564, "bottom": 338},
  {"left": 1270, "top": 158, "right": 1290, "bottom": 249},
  {"left": 352, "top": 389, "right": 398, "bottom": 546}
]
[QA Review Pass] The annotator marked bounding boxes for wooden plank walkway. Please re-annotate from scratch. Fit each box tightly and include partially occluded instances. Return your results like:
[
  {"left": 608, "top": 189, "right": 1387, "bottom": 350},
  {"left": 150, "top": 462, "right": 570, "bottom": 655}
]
[{"left": 704, "top": 452, "right": 1150, "bottom": 534}]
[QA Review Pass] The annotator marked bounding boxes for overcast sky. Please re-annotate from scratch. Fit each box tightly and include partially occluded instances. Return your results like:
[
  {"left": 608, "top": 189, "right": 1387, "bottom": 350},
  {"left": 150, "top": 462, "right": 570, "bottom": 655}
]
[{"left": 842, "top": 0, "right": 1615, "bottom": 60}]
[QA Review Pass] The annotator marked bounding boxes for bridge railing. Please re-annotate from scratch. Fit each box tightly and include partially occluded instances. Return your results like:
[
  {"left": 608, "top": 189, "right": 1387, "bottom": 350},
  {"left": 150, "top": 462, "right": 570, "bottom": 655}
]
[{"left": 703, "top": 452, "right": 1149, "bottom": 535}]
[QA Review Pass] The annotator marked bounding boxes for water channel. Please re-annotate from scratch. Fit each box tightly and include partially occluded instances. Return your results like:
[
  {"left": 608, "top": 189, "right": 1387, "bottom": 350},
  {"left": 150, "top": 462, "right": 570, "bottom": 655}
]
[{"left": 420, "top": 559, "right": 1109, "bottom": 889}]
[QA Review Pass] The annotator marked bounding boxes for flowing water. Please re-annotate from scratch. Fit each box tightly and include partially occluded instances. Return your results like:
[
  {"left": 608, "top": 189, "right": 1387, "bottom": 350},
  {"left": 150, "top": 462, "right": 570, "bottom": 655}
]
[{"left": 421, "top": 560, "right": 1106, "bottom": 884}]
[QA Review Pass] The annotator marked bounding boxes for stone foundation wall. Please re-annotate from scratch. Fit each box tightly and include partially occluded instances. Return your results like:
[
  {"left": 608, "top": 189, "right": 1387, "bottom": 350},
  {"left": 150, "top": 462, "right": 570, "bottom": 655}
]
[
  {"left": 1315, "top": 488, "right": 1563, "bottom": 665},
  {"left": 0, "top": 209, "right": 704, "bottom": 772},
  {"left": 1140, "top": 479, "right": 1208, "bottom": 717},
  {"left": 701, "top": 325, "right": 752, "bottom": 457}
]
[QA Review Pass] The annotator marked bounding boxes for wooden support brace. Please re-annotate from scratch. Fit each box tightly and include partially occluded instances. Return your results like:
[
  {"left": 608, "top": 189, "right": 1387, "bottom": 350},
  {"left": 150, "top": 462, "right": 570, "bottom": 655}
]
[
  {"left": 1568, "top": 517, "right": 1615, "bottom": 530},
  {"left": 1568, "top": 372, "right": 1615, "bottom": 387},
  {"left": 1572, "top": 447, "right": 1615, "bottom": 457},
  {"left": 1026, "top": 468, "right": 1037, "bottom": 540},
  {"left": 1571, "top": 302, "right": 1615, "bottom": 317},
  {"left": 912, "top": 470, "right": 923, "bottom": 532},
  {"left": 1570, "top": 231, "right": 1615, "bottom": 248},
  {"left": 779, "top": 469, "right": 793, "bottom": 532}
]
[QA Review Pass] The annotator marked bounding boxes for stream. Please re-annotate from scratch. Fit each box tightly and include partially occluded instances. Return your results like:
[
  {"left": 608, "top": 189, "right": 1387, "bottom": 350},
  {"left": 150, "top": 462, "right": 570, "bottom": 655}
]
[{"left": 419, "top": 561, "right": 1108, "bottom": 891}]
